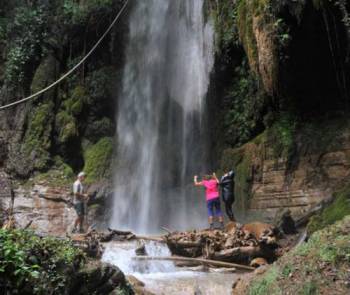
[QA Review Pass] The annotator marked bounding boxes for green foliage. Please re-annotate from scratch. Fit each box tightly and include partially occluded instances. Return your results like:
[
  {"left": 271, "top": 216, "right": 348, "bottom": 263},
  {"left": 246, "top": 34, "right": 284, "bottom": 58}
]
[
  {"left": 85, "top": 117, "right": 114, "bottom": 142},
  {"left": 281, "top": 264, "right": 293, "bottom": 277},
  {"left": 224, "top": 61, "right": 267, "bottom": 146},
  {"left": 0, "top": 229, "right": 84, "bottom": 294},
  {"left": 85, "top": 66, "right": 115, "bottom": 110},
  {"left": 267, "top": 113, "right": 296, "bottom": 157},
  {"left": 247, "top": 216, "right": 350, "bottom": 294},
  {"left": 274, "top": 18, "right": 291, "bottom": 52},
  {"left": 301, "top": 281, "right": 318, "bottom": 295},
  {"left": 237, "top": 0, "right": 258, "bottom": 68},
  {"left": 248, "top": 266, "right": 281, "bottom": 295},
  {"left": 208, "top": 0, "right": 240, "bottom": 51},
  {"left": 4, "top": 5, "right": 47, "bottom": 86},
  {"left": 84, "top": 137, "right": 114, "bottom": 183},
  {"left": 63, "top": 0, "right": 113, "bottom": 26},
  {"left": 236, "top": 0, "right": 273, "bottom": 70},
  {"left": 308, "top": 185, "right": 350, "bottom": 234},
  {"left": 297, "top": 215, "right": 350, "bottom": 265}
]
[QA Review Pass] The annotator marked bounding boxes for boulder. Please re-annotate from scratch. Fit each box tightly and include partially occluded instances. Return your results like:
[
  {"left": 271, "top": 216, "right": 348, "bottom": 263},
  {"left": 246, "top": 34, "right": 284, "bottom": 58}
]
[{"left": 70, "top": 261, "right": 132, "bottom": 295}]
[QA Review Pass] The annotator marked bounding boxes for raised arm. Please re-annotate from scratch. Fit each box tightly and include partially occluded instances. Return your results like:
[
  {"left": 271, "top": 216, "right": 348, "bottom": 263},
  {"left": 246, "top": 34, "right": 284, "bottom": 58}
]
[
  {"left": 212, "top": 172, "right": 219, "bottom": 184},
  {"left": 193, "top": 175, "right": 203, "bottom": 186}
]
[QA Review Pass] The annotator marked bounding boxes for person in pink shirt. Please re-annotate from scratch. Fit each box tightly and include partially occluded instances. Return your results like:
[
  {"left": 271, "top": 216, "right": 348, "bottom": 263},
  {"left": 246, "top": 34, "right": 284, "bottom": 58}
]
[{"left": 194, "top": 173, "right": 224, "bottom": 230}]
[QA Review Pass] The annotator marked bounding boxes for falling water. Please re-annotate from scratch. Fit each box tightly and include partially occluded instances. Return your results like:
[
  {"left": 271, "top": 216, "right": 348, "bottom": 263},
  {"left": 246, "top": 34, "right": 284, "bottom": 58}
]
[{"left": 111, "top": 0, "right": 214, "bottom": 233}]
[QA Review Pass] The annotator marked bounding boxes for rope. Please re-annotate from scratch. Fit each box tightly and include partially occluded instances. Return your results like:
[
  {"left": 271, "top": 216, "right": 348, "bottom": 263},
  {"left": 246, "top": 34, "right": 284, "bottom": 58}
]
[{"left": 0, "top": 0, "right": 129, "bottom": 111}]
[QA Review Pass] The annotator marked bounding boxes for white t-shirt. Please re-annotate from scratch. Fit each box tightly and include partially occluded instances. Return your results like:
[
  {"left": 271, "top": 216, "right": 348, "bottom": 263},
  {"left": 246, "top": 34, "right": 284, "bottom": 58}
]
[{"left": 73, "top": 179, "right": 84, "bottom": 204}]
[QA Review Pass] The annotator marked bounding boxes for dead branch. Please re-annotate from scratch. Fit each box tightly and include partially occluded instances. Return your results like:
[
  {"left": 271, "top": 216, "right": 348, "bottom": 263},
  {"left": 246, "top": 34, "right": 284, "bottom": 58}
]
[{"left": 133, "top": 255, "right": 255, "bottom": 271}]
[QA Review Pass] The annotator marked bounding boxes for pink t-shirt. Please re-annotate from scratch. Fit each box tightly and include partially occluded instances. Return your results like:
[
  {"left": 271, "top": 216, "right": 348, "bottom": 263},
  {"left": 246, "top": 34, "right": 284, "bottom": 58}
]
[{"left": 202, "top": 179, "right": 219, "bottom": 201}]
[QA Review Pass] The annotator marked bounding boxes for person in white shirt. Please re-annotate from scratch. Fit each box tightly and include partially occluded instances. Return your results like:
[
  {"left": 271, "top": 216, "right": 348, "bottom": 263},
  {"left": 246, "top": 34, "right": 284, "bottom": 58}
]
[{"left": 72, "top": 172, "right": 88, "bottom": 233}]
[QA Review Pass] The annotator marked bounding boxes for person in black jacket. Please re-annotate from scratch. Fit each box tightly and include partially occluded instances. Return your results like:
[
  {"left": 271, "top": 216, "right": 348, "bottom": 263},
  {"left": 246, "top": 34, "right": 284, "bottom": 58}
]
[{"left": 220, "top": 170, "right": 236, "bottom": 221}]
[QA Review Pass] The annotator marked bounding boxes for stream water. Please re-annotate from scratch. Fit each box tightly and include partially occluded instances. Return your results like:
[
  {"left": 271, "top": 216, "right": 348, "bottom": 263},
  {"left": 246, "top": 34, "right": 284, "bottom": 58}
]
[
  {"left": 102, "top": 241, "right": 237, "bottom": 295},
  {"left": 111, "top": 0, "right": 214, "bottom": 233}
]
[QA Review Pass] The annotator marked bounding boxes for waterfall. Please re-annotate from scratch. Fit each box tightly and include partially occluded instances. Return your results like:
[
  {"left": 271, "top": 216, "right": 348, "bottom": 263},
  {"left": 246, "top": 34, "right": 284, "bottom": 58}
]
[{"left": 111, "top": 0, "right": 214, "bottom": 233}]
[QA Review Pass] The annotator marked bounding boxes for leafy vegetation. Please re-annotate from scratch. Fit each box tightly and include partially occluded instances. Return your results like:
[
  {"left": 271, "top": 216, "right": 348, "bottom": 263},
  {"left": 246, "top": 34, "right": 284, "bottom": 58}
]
[
  {"left": 267, "top": 113, "right": 297, "bottom": 158},
  {"left": 4, "top": 5, "right": 48, "bottom": 87},
  {"left": 63, "top": 0, "right": 114, "bottom": 26},
  {"left": 0, "top": 229, "right": 84, "bottom": 294},
  {"left": 207, "top": 0, "right": 240, "bottom": 52},
  {"left": 223, "top": 61, "right": 267, "bottom": 146}
]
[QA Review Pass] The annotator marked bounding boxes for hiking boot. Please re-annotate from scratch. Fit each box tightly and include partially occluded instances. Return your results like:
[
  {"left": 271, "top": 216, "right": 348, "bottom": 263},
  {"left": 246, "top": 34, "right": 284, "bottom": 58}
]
[{"left": 209, "top": 223, "right": 215, "bottom": 230}]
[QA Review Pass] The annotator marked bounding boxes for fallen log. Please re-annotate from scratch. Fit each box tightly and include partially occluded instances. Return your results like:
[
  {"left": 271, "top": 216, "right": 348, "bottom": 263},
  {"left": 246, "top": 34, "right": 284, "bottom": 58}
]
[
  {"left": 135, "top": 235, "right": 165, "bottom": 243},
  {"left": 107, "top": 228, "right": 134, "bottom": 236},
  {"left": 133, "top": 255, "right": 255, "bottom": 271}
]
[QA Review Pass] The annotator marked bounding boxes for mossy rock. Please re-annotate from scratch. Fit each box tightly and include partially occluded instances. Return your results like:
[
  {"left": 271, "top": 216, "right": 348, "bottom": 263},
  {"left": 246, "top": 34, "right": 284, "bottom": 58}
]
[
  {"left": 307, "top": 184, "right": 350, "bottom": 234},
  {"left": 56, "top": 85, "right": 89, "bottom": 144},
  {"left": 22, "top": 101, "right": 55, "bottom": 171},
  {"left": 85, "top": 66, "right": 115, "bottom": 113},
  {"left": 220, "top": 144, "right": 255, "bottom": 212},
  {"left": 31, "top": 55, "right": 58, "bottom": 94},
  {"left": 83, "top": 137, "right": 114, "bottom": 184},
  {"left": 56, "top": 110, "right": 79, "bottom": 143},
  {"left": 84, "top": 117, "right": 114, "bottom": 142}
]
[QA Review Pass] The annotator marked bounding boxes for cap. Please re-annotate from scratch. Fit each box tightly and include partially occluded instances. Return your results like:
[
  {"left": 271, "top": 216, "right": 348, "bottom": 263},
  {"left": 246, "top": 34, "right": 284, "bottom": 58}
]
[{"left": 78, "top": 172, "right": 86, "bottom": 178}]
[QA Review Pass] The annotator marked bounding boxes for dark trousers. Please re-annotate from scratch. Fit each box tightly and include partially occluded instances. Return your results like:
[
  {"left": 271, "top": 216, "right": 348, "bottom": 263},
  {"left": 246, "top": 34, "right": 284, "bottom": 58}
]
[{"left": 223, "top": 197, "right": 235, "bottom": 221}]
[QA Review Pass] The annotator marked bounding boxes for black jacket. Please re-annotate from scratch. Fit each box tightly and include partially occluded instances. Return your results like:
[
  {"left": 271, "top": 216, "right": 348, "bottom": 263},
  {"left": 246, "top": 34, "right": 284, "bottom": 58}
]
[{"left": 220, "top": 170, "right": 235, "bottom": 201}]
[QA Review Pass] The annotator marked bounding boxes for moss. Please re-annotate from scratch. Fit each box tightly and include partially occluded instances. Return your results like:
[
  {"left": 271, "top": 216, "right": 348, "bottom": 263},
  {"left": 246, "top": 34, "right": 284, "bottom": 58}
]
[
  {"left": 31, "top": 55, "right": 57, "bottom": 94},
  {"left": 246, "top": 216, "right": 350, "bottom": 295},
  {"left": 69, "top": 85, "right": 87, "bottom": 115},
  {"left": 235, "top": 147, "right": 254, "bottom": 211},
  {"left": 207, "top": 0, "right": 239, "bottom": 52},
  {"left": 248, "top": 266, "right": 281, "bottom": 295},
  {"left": 237, "top": 0, "right": 259, "bottom": 72},
  {"left": 22, "top": 101, "right": 54, "bottom": 171},
  {"left": 56, "top": 111, "right": 78, "bottom": 143},
  {"left": 267, "top": 113, "right": 296, "bottom": 158},
  {"left": 236, "top": 0, "right": 272, "bottom": 72},
  {"left": 84, "top": 117, "right": 114, "bottom": 142},
  {"left": 21, "top": 158, "right": 75, "bottom": 188},
  {"left": 301, "top": 281, "right": 318, "bottom": 295},
  {"left": 307, "top": 184, "right": 350, "bottom": 234},
  {"left": 220, "top": 148, "right": 244, "bottom": 172},
  {"left": 84, "top": 137, "right": 113, "bottom": 183},
  {"left": 221, "top": 144, "right": 254, "bottom": 212},
  {"left": 56, "top": 85, "right": 88, "bottom": 144}
]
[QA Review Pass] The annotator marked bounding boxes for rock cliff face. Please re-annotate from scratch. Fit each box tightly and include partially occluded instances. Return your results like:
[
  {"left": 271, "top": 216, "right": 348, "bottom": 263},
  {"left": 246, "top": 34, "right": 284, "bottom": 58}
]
[
  {"left": 210, "top": 0, "right": 350, "bottom": 221},
  {"left": 0, "top": 169, "right": 112, "bottom": 235},
  {"left": 227, "top": 120, "right": 350, "bottom": 221},
  {"left": 0, "top": 1, "right": 127, "bottom": 232}
]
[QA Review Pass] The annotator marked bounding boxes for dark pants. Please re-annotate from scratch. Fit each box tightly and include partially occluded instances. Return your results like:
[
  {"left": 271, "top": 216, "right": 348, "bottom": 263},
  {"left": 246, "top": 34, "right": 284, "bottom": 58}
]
[
  {"left": 223, "top": 196, "right": 235, "bottom": 221},
  {"left": 74, "top": 202, "right": 85, "bottom": 217}
]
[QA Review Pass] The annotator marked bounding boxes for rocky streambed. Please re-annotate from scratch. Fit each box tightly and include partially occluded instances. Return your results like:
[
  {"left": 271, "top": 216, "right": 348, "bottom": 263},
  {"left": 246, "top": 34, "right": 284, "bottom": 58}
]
[{"left": 102, "top": 240, "right": 240, "bottom": 295}]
